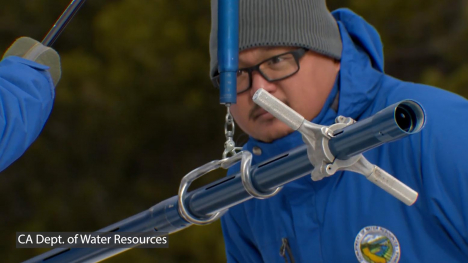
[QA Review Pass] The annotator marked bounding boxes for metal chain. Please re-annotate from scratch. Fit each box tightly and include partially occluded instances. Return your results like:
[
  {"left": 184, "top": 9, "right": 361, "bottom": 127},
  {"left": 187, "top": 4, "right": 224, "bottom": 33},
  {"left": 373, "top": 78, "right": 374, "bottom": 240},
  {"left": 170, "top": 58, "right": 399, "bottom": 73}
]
[{"left": 222, "top": 104, "right": 242, "bottom": 158}]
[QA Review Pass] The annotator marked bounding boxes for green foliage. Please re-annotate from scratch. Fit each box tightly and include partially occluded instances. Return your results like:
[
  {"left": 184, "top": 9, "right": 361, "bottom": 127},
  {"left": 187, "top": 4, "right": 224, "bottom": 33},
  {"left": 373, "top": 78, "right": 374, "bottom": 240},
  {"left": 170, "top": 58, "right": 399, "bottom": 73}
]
[
  {"left": 0, "top": 0, "right": 467, "bottom": 262},
  {"left": 328, "top": 0, "right": 468, "bottom": 98}
]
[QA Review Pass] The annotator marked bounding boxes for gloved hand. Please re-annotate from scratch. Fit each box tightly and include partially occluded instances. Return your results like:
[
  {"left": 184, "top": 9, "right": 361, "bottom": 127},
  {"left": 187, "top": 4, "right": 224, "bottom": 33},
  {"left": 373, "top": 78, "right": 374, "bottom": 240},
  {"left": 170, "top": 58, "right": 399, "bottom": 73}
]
[{"left": 2, "top": 37, "right": 61, "bottom": 86}]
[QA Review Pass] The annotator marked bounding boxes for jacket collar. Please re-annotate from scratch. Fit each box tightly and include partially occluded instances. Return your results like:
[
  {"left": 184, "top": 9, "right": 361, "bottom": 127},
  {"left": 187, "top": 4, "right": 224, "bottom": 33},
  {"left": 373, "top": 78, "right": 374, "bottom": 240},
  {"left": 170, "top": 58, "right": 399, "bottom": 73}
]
[{"left": 333, "top": 8, "right": 384, "bottom": 120}]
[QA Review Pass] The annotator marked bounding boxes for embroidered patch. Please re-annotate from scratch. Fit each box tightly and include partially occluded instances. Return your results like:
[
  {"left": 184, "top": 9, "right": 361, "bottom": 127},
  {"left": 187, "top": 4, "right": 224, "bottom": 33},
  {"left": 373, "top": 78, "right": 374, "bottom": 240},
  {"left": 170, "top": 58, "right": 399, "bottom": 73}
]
[{"left": 354, "top": 226, "right": 400, "bottom": 263}]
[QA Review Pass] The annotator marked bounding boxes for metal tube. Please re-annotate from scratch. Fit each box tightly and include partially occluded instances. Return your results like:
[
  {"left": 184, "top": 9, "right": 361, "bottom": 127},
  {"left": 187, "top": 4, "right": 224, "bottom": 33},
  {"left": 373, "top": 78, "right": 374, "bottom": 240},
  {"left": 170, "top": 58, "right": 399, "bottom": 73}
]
[
  {"left": 24, "top": 197, "right": 186, "bottom": 263},
  {"left": 218, "top": 0, "right": 239, "bottom": 104},
  {"left": 24, "top": 101, "right": 425, "bottom": 262},
  {"left": 24, "top": 146, "right": 312, "bottom": 263},
  {"left": 41, "top": 0, "right": 87, "bottom": 46},
  {"left": 328, "top": 100, "right": 425, "bottom": 160}
]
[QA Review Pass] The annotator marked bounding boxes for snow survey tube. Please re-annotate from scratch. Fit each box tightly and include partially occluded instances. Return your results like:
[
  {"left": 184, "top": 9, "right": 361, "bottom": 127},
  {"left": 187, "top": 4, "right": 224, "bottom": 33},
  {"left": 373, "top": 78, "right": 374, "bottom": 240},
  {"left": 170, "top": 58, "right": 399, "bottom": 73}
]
[{"left": 328, "top": 100, "right": 425, "bottom": 160}]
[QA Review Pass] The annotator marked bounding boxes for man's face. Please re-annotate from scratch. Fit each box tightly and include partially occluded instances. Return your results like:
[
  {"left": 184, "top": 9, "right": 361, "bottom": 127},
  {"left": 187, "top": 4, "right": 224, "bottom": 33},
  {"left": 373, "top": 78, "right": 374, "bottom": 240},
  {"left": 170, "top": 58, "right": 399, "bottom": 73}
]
[{"left": 230, "top": 47, "right": 340, "bottom": 143}]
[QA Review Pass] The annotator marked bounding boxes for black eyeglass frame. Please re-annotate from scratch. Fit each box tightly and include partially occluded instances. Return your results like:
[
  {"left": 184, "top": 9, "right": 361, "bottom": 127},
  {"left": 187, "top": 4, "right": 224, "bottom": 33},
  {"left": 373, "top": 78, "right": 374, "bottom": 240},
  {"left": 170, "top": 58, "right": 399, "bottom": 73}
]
[{"left": 212, "top": 48, "right": 307, "bottom": 94}]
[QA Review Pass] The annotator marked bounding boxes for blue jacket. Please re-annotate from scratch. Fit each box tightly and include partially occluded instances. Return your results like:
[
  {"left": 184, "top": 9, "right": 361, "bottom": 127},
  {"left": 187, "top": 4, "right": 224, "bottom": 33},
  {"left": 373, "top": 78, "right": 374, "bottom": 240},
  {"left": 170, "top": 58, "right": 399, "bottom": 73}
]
[
  {"left": 221, "top": 9, "right": 468, "bottom": 263},
  {"left": 0, "top": 56, "right": 54, "bottom": 172}
]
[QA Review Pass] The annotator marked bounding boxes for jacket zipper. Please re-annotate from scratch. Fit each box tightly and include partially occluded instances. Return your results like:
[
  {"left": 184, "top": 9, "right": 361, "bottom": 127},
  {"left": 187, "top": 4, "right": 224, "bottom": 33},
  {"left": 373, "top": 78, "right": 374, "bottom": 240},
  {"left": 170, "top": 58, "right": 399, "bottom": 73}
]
[{"left": 279, "top": 238, "right": 296, "bottom": 263}]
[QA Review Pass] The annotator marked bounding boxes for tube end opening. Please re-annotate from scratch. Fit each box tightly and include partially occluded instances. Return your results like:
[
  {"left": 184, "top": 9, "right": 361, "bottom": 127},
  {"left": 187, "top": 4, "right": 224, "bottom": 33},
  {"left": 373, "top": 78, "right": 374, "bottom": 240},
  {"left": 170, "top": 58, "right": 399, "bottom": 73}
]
[{"left": 395, "top": 100, "right": 425, "bottom": 134}]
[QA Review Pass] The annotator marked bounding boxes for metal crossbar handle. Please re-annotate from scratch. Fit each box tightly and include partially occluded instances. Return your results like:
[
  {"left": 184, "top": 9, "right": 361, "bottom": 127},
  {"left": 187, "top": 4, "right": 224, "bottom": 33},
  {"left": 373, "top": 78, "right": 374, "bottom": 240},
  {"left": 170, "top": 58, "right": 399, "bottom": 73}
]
[{"left": 253, "top": 88, "right": 423, "bottom": 206}]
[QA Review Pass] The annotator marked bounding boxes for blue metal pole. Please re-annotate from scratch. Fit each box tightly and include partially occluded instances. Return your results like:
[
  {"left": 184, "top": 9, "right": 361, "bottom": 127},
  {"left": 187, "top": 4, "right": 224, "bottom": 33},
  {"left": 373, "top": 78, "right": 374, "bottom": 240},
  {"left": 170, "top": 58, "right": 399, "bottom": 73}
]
[
  {"left": 328, "top": 100, "right": 425, "bottom": 160},
  {"left": 218, "top": 0, "right": 239, "bottom": 104},
  {"left": 24, "top": 147, "right": 311, "bottom": 263},
  {"left": 24, "top": 101, "right": 425, "bottom": 263}
]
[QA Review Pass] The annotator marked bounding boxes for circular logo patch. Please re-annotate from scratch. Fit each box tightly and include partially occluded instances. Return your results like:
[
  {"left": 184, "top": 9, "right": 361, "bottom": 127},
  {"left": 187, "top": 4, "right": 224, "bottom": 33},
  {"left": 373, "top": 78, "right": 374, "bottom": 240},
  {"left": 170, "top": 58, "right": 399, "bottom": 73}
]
[{"left": 354, "top": 226, "right": 400, "bottom": 263}]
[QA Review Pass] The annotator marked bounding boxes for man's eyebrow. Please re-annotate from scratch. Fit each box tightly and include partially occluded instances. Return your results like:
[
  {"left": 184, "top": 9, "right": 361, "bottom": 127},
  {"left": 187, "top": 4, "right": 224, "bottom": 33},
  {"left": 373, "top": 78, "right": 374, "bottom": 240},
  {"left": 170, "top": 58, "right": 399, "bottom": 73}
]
[{"left": 238, "top": 49, "right": 285, "bottom": 68}]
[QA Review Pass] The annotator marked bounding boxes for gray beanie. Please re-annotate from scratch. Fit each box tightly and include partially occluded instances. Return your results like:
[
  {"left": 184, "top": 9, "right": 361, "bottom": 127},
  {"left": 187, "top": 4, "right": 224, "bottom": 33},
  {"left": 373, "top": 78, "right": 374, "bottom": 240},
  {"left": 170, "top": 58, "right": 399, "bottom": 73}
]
[{"left": 209, "top": 0, "right": 342, "bottom": 79}]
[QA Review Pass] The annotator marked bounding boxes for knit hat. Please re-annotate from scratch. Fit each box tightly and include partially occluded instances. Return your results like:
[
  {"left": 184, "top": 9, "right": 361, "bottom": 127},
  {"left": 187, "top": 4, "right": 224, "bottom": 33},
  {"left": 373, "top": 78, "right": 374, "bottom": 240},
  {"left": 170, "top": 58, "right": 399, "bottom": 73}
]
[{"left": 209, "top": 0, "right": 342, "bottom": 80}]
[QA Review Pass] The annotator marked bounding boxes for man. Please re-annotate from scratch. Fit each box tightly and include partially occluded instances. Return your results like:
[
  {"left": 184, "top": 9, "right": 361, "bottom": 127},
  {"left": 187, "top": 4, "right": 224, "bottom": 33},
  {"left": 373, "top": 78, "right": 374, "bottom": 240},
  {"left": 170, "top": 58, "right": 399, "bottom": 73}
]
[
  {"left": 0, "top": 37, "right": 60, "bottom": 172},
  {"left": 209, "top": 1, "right": 468, "bottom": 262}
]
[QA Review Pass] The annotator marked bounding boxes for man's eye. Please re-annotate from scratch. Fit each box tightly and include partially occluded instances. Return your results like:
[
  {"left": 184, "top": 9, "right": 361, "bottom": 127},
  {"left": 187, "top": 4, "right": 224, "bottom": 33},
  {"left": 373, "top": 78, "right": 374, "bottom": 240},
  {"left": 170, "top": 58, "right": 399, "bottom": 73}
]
[{"left": 269, "top": 56, "right": 285, "bottom": 65}]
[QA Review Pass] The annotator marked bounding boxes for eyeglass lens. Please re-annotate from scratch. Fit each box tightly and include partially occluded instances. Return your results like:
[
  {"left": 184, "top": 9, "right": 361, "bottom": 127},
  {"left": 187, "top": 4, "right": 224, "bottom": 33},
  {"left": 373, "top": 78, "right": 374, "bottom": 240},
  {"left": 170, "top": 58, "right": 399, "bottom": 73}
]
[{"left": 237, "top": 52, "right": 298, "bottom": 93}]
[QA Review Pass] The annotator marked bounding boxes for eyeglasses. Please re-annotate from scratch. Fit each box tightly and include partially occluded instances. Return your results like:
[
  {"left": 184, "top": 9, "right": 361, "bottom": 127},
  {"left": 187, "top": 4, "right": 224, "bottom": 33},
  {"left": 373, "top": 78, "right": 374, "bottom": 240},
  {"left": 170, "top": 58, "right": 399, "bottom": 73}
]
[{"left": 213, "top": 48, "right": 307, "bottom": 94}]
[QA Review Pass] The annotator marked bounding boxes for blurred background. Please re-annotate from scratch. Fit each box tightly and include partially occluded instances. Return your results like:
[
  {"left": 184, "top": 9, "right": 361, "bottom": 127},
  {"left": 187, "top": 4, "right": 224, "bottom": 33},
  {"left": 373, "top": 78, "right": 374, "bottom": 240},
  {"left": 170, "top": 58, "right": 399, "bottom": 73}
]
[{"left": 0, "top": 0, "right": 467, "bottom": 262}]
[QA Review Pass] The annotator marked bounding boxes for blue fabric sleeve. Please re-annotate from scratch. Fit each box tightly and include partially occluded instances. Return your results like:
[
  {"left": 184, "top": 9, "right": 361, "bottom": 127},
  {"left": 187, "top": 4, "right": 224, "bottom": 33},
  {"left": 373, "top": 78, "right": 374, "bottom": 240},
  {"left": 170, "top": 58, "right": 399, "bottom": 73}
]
[
  {"left": 0, "top": 56, "right": 55, "bottom": 172},
  {"left": 221, "top": 203, "right": 264, "bottom": 263}
]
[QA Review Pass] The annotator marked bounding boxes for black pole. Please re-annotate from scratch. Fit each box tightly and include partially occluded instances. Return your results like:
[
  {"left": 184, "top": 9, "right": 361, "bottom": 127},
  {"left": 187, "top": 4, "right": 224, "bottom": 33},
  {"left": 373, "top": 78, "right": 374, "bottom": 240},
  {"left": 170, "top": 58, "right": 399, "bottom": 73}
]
[{"left": 41, "top": 0, "right": 87, "bottom": 46}]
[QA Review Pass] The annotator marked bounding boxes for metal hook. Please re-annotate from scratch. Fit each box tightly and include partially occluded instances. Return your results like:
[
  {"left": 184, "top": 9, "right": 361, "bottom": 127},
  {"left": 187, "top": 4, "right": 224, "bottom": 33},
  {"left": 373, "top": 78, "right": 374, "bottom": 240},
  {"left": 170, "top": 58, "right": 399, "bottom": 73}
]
[
  {"left": 178, "top": 151, "right": 249, "bottom": 225},
  {"left": 240, "top": 151, "right": 283, "bottom": 199}
]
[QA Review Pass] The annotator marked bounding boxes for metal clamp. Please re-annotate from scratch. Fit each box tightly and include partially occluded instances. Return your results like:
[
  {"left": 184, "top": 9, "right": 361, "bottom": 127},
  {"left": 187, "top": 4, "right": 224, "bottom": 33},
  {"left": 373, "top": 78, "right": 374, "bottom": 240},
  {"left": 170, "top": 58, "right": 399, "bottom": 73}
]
[
  {"left": 240, "top": 151, "right": 283, "bottom": 199},
  {"left": 178, "top": 151, "right": 249, "bottom": 225},
  {"left": 253, "top": 89, "right": 418, "bottom": 205},
  {"left": 322, "top": 117, "right": 360, "bottom": 175}
]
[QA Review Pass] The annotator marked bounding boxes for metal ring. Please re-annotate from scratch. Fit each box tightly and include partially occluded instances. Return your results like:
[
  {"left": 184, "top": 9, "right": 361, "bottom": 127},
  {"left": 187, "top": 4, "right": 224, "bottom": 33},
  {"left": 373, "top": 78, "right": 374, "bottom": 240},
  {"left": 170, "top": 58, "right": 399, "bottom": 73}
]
[
  {"left": 178, "top": 152, "right": 244, "bottom": 225},
  {"left": 240, "top": 151, "right": 283, "bottom": 199}
]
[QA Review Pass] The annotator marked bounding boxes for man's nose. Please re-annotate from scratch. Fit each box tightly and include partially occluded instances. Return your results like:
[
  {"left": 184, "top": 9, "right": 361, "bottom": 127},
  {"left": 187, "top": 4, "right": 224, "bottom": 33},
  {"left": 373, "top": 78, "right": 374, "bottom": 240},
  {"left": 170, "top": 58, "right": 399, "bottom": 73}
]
[{"left": 250, "top": 71, "right": 276, "bottom": 96}]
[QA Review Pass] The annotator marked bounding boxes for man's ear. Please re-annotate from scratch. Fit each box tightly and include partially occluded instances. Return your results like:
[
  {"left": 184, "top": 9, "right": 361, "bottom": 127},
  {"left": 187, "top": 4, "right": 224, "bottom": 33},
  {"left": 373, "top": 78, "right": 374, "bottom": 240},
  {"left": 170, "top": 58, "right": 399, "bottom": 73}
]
[{"left": 334, "top": 59, "right": 341, "bottom": 71}]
